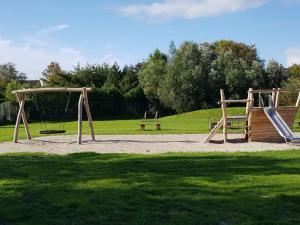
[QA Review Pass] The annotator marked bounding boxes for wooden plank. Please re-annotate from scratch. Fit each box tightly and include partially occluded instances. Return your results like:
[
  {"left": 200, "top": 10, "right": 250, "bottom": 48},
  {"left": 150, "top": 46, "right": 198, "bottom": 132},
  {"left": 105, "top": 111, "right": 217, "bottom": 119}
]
[
  {"left": 221, "top": 99, "right": 250, "bottom": 103},
  {"left": 12, "top": 87, "right": 92, "bottom": 94},
  {"left": 77, "top": 94, "right": 83, "bottom": 144},
  {"left": 227, "top": 116, "right": 247, "bottom": 121},
  {"left": 249, "top": 89, "right": 300, "bottom": 93},
  {"left": 82, "top": 87, "right": 95, "bottom": 141}
]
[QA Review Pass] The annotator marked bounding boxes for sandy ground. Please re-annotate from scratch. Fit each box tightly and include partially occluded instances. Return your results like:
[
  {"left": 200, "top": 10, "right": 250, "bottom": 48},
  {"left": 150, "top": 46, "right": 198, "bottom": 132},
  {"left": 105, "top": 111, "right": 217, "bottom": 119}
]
[{"left": 1, "top": 134, "right": 300, "bottom": 155}]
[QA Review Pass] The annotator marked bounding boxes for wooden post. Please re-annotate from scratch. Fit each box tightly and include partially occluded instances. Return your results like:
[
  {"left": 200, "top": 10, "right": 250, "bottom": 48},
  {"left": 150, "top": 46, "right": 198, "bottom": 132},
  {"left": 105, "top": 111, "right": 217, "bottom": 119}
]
[
  {"left": 247, "top": 88, "right": 254, "bottom": 142},
  {"left": 82, "top": 87, "right": 95, "bottom": 141},
  {"left": 245, "top": 89, "right": 250, "bottom": 139},
  {"left": 295, "top": 91, "right": 300, "bottom": 107},
  {"left": 15, "top": 93, "right": 31, "bottom": 140},
  {"left": 275, "top": 88, "right": 280, "bottom": 107},
  {"left": 77, "top": 94, "right": 83, "bottom": 144},
  {"left": 220, "top": 89, "right": 227, "bottom": 143},
  {"left": 13, "top": 97, "right": 25, "bottom": 143},
  {"left": 271, "top": 88, "right": 276, "bottom": 106}
]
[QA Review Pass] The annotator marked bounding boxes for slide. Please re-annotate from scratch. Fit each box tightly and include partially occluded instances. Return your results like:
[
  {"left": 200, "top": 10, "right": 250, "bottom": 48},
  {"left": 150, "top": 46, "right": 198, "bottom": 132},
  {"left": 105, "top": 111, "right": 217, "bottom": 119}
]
[{"left": 263, "top": 107, "right": 300, "bottom": 142}]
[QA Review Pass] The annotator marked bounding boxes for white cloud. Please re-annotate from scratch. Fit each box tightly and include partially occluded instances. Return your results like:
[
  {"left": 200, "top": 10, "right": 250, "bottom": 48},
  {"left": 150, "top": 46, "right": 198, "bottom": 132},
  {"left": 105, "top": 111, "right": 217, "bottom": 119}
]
[
  {"left": 286, "top": 48, "right": 300, "bottom": 66},
  {"left": 0, "top": 41, "right": 87, "bottom": 79},
  {"left": 0, "top": 24, "right": 138, "bottom": 79},
  {"left": 120, "top": 0, "right": 267, "bottom": 21},
  {"left": 37, "top": 24, "right": 70, "bottom": 36},
  {"left": 105, "top": 44, "right": 115, "bottom": 49},
  {"left": 0, "top": 38, "right": 12, "bottom": 47}
]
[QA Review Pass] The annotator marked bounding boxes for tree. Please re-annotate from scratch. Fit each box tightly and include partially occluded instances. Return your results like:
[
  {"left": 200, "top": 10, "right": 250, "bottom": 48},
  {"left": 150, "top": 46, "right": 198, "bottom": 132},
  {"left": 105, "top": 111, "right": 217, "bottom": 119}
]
[
  {"left": 0, "top": 63, "right": 27, "bottom": 86},
  {"left": 210, "top": 51, "right": 265, "bottom": 99},
  {"left": 158, "top": 42, "right": 215, "bottom": 112},
  {"left": 120, "top": 65, "right": 140, "bottom": 94},
  {"left": 5, "top": 80, "right": 25, "bottom": 102},
  {"left": 288, "top": 64, "right": 300, "bottom": 78},
  {"left": 214, "top": 40, "right": 261, "bottom": 66},
  {"left": 139, "top": 49, "right": 168, "bottom": 112},
  {"left": 41, "top": 62, "right": 69, "bottom": 86},
  {"left": 265, "top": 60, "right": 289, "bottom": 88}
]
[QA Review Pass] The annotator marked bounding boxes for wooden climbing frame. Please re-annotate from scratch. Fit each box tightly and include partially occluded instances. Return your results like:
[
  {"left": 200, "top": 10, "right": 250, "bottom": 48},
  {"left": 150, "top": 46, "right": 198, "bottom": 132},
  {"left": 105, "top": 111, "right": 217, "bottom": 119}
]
[{"left": 206, "top": 88, "right": 300, "bottom": 143}]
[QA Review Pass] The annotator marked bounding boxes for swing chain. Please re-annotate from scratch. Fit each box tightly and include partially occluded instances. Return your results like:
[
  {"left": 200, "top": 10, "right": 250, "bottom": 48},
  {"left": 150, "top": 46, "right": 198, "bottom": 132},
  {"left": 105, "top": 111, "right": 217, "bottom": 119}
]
[{"left": 60, "top": 92, "right": 72, "bottom": 130}]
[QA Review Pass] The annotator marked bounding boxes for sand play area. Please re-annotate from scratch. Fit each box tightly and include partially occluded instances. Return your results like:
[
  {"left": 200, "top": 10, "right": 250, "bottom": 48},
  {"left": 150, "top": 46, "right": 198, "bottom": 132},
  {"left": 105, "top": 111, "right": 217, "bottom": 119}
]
[{"left": 1, "top": 134, "right": 300, "bottom": 155}]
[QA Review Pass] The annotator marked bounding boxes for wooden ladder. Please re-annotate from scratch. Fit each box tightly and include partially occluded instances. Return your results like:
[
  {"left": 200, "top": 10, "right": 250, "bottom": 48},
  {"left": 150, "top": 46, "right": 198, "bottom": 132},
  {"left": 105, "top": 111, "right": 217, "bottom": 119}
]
[{"left": 204, "top": 118, "right": 224, "bottom": 143}]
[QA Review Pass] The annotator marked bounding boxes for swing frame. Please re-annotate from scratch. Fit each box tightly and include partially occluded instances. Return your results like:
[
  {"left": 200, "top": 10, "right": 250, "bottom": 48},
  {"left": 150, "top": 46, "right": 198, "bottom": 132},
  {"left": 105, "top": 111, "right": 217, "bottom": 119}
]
[{"left": 12, "top": 87, "right": 95, "bottom": 144}]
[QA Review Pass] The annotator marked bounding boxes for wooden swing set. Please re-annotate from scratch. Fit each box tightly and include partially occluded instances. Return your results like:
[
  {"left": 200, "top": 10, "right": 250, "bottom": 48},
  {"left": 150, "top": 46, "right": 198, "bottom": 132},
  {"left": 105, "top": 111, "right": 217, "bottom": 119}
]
[{"left": 12, "top": 87, "right": 95, "bottom": 144}]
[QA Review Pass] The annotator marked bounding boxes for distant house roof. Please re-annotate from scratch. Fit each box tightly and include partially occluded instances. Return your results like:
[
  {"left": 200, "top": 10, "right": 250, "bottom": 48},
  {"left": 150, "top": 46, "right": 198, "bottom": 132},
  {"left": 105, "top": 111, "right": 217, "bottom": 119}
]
[{"left": 23, "top": 80, "right": 41, "bottom": 86}]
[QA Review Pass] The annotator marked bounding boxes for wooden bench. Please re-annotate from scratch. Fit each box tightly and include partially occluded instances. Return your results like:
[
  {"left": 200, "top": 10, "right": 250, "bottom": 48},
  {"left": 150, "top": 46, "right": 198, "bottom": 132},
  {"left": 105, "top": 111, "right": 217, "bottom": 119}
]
[
  {"left": 140, "top": 112, "right": 161, "bottom": 131},
  {"left": 140, "top": 123, "right": 161, "bottom": 131}
]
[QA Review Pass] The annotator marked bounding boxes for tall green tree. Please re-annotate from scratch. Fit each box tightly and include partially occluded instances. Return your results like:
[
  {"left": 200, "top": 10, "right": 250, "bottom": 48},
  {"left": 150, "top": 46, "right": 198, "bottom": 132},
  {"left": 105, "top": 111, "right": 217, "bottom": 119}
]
[
  {"left": 288, "top": 64, "right": 300, "bottom": 78},
  {"left": 265, "top": 60, "right": 289, "bottom": 88},
  {"left": 139, "top": 49, "right": 168, "bottom": 112},
  {"left": 158, "top": 42, "right": 215, "bottom": 112},
  {"left": 41, "top": 62, "right": 69, "bottom": 86},
  {"left": 214, "top": 40, "right": 260, "bottom": 66},
  {"left": 0, "top": 63, "right": 27, "bottom": 86}
]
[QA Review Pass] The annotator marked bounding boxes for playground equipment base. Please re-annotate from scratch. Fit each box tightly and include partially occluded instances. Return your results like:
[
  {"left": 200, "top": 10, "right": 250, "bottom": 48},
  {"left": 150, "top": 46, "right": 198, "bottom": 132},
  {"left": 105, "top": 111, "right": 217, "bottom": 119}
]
[{"left": 1, "top": 134, "right": 300, "bottom": 155}]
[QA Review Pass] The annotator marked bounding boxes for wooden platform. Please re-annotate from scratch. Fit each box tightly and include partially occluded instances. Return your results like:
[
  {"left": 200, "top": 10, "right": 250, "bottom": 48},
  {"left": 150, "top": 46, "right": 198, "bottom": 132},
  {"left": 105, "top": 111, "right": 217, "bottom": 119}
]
[{"left": 249, "top": 107, "right": 298, "bottom": 142}]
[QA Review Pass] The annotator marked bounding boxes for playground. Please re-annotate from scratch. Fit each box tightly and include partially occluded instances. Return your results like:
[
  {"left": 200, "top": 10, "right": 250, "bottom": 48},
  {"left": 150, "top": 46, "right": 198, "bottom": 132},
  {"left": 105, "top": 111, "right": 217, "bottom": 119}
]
[
  {"left": 2, "top": 87, "right": 300, "bottom": 153},
  {"left": 1, "top": 88, "right": 300, "bottom": 225}
]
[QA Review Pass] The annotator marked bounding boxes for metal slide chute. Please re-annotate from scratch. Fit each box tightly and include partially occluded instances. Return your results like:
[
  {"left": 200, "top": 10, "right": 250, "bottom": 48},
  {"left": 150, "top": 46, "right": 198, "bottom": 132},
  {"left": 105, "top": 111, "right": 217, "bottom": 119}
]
[{"left": 263, "top": 107, "right": 300, "bottom": 143}]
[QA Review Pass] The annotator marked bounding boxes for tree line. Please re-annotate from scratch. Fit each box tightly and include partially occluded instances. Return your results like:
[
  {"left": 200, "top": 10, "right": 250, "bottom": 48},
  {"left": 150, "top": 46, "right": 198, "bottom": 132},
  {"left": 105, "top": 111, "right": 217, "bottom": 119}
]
[{"left": 1, "top": 40, "right": 300, "bottom": 122}]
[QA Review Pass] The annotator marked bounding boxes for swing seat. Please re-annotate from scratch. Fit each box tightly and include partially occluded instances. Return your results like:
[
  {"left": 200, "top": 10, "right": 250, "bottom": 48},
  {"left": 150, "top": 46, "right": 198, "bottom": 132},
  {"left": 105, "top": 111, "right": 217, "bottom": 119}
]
[{"left": 40, "top": 130, "right": 66, "bottom": 134}]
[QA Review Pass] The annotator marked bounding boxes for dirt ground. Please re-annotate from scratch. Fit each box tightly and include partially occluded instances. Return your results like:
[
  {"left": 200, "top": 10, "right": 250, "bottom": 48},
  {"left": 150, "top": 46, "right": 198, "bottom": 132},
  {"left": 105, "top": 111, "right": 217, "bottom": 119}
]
[{"left": 1, "top": 134, "right": 300, "bottom": 154}]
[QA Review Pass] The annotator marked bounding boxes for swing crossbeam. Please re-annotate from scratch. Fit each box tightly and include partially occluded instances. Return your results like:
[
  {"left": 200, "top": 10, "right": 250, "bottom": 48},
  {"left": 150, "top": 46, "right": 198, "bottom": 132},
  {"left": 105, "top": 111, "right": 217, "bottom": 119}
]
[
  {"left": 12, "top": 87, "right": 92, "bottom": 94},
  {"left": 12, "top": 87, "right": 95, "bottom": 144}
]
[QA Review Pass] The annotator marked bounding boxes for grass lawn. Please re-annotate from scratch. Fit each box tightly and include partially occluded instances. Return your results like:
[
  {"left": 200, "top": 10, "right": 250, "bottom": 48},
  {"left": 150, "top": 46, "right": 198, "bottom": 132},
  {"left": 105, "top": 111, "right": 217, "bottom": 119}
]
[
  {"left": 0, "top": 151, "right": 299, "bottom": 225},
  {"left": 0, "top": 107, "right": 253, "bottom": 142}
]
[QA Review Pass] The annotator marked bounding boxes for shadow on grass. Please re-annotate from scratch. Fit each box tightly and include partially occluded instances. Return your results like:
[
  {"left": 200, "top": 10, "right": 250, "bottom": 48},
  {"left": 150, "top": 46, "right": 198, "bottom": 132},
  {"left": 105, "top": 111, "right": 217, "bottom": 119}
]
[{"left": 0, "top": 152, "right": 300, "bottom": 225}]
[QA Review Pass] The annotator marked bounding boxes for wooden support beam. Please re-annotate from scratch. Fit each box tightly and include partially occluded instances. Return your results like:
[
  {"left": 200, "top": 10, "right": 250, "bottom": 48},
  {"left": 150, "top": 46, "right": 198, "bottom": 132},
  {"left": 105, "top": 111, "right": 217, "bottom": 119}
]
[
  {"left": 220, "top": 89, "right": 227, "bottom": 143},
  {"left": 275, "top": 88, "right": 280, "bottom": 107},
  {"left": 272, "top": 88, "right": 276, "bottom": 107},
  {"left": 13, "top": 98, "right": 25, "bottom": 143},
  {"left": 249, "top": 89, "right": 300, "bottom": 94},
  {"left": 221, "top": 99, "right": 250, "bottom": 104},
  {"left": 12, "top": 87, "right": 92, "bottom": 94},
  {"left": 77, "top": 94, "right": 83, "bottom": 145},
  {"left": 204, "top": 118, "right": 224, "bottom": 143},
  {"left": 295, "top": 91, "right": 300, "bottom": 107},
  {"left": 247, "top": 88, "right": 254, "bottom": 142},
  {"left": 82, "top": 87, "right": 95, "bottom": 141}
]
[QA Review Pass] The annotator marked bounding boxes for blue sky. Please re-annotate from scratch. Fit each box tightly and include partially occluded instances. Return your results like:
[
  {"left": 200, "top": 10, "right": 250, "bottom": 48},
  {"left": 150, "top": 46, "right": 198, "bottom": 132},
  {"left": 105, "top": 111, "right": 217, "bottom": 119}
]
[{"left": 0, "top": 0, "right": 300, "bottom": 79}]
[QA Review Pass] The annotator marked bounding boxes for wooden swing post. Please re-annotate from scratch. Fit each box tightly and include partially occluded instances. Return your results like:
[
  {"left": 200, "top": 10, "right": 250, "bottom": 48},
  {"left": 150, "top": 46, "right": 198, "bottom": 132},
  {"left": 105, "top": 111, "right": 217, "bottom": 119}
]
[
  {"left": 220, "top": 89, "right": 227, "bottom": 143},
  {"left": 12, "top": 87, "right": 95, "bottom": 144}
]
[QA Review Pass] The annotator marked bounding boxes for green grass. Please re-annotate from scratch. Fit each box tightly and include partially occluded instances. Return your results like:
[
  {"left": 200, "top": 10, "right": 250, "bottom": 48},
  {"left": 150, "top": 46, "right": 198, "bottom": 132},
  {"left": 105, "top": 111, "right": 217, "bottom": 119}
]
[
  {"left": 1, "top": 107, "right": 300, "bottom": 142},
  {"left": 0, "top": 151, "right": 300, "bottom": 225},
  {"left": 0, "top": 107, "right": 246, "bottom": 142}
]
